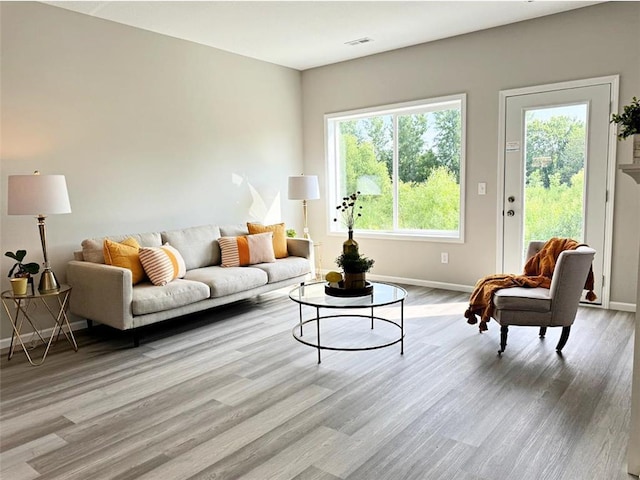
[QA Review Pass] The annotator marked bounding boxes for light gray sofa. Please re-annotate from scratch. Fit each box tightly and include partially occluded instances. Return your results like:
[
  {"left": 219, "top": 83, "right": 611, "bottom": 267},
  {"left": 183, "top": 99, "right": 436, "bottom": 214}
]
[{"left": 66, "top": 224, "right": 312, "bottom": 345}]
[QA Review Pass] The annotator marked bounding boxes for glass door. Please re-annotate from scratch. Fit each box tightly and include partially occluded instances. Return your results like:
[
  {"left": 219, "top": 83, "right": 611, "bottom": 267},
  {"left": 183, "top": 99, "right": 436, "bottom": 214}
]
[{"left": 502, "top": 83, "right": 612, "bottom": 303}]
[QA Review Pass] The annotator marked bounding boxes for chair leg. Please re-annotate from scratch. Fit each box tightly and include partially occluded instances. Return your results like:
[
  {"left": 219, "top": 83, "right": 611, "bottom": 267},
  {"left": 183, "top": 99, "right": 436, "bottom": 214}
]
[
  {"left": 499, "top": 325, "right": 509, "bottom": 354},
  {"left": 539, "top": 326, "right": 547, "bottom": 338},
  {"left": 556, "top": 326, "right": 571, "bottom": 352}
]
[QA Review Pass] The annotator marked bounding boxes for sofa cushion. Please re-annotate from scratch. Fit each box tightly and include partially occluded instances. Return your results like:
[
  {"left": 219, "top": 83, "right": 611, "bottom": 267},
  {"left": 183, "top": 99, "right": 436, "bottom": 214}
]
[
  {"left": 219, "top": 232, "right": 276, "bottom": 267},
  {"left": 103, "top": 238, "right": 146, "bottom": 284},
  {"left": 219, "top": 224, "right": 249, "bottom": 237},
  {"left": 247, "top": 222, "right": 288, "bottom": 259},
  {"left": 252, "top": 256, "right": 311, "bottom": 283},
  {"left": 82, "top": 232, "right": 162, "bottom": 264},
  {"left": 184, "top": 266, "right": 268, "bottom": 298},
  {"left": 493, "top": 287, "right": 551, "bottom": 312},
  {"left": 139, "top": 244, "right": 187, "bottom": 286},
  {"left": 132, "top": 279, "right": 210, "bottom": 316},
  {"left": 161, "top": 225, "right": 221, "bottom": 270}
]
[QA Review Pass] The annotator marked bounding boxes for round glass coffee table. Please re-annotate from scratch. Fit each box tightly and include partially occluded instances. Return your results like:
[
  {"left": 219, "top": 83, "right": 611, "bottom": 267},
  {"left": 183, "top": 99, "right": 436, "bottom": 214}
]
[{"left": 289, "top": 281, "right": 407, "bottom": 363}]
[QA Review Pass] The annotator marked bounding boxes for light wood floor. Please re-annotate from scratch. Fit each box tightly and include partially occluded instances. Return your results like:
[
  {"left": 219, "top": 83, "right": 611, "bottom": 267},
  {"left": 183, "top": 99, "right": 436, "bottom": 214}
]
[{"left": 0, "top": 285, "right": 635, "bottom": 480}]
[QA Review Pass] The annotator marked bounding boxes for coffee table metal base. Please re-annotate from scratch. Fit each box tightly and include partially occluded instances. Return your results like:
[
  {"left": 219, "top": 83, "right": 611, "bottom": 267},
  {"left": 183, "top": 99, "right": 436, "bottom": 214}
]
[{"left": 292, "top": 312, "right": 404, "bottom": 364}]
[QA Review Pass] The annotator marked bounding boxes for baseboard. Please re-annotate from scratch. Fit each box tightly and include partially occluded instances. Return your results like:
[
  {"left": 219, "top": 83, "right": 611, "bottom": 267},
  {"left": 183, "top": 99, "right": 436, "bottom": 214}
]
[
  {"left": 365, "top": 273, "right": 474, "bottom": 293},
  {"left": 0, "top": 320, "right": 87, "bottom": 352},
  {"left": 609, "top": 301, "right": 637, "bottom": 313}
]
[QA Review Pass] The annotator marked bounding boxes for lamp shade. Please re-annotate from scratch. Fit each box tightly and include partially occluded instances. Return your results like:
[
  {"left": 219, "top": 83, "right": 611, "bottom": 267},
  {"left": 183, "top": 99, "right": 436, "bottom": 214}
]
[
  {"left": 8, "top": 174, "right": 71, "bottom": 215},
  {"left": 288, "top": 175, "right": 320, "bottom": 201}
]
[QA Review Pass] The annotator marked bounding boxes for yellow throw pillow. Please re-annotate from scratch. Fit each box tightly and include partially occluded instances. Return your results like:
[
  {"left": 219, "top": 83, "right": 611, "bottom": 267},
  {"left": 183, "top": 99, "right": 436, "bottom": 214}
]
[
  {"left": 247, "top": 222, "right": 288, "bottom": 259},
  {"left": 103, "top": 237, "right": 145, "bottom": 284},
  {"left": 219, "top": 232, "right": 276, "bottom": 267}
]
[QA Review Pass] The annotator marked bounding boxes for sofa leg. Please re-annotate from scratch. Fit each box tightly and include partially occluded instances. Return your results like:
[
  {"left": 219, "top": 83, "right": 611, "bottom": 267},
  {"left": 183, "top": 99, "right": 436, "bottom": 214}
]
[
  {"left": 133, "top": 331, "right": 140, "bottom": 348},
  {"left": 556, "top": 326, "right": 571, "bottom": 352},
  {"left": 539, "top": 326, "right": 547, "bottom": 338},
  {"left": 499, "top": 325, "right": 509, "bottom": 354}
]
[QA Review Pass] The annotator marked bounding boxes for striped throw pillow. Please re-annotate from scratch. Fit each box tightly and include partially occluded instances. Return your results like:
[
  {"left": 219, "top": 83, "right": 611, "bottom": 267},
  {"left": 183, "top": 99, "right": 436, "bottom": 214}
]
[
  {"left": 219, "top": 232, "right": 276, "bottom": 267},
  {"left": 139, "top": 244, "right": 187, "bottom": 286}
]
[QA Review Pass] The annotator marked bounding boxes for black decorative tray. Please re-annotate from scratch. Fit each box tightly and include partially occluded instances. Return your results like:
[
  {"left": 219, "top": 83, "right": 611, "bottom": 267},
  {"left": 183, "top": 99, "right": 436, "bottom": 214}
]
[{"left": 325, "top": 282, "right": 373, "bottom": 297}]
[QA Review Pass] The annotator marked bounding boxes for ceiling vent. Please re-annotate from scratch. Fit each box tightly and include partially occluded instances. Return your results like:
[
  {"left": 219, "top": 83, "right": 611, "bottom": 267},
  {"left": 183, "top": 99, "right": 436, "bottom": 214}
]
[{"left": 345, "top": 37, "right": 373, "bottom": 46}]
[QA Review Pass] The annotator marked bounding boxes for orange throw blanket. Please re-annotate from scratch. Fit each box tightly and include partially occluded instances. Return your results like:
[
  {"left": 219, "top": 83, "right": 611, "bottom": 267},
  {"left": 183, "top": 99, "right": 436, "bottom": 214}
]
[{"left": 465, "top": 238, "right": 596, "bottom": 332}]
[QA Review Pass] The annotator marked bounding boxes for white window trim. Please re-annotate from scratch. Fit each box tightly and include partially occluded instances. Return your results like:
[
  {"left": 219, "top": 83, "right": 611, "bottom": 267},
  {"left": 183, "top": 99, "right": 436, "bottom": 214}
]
[{"left": 325, "top": 93, "right": 466, "bottom": 243}]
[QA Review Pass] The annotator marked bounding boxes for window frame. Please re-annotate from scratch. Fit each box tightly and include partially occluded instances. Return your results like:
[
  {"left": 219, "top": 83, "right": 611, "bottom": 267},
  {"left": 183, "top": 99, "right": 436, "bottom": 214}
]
[{"left": 325, "top": 93, "right": 467, "bottom": 243}]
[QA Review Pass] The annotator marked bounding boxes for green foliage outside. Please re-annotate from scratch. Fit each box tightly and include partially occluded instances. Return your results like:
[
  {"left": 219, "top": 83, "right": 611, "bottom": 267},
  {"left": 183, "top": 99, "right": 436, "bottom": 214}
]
[
  {"left": 339, "top": 132, "right": 393, "bottom": 229},
  {"left": 524, "top": 111, "right": 586, "bottom": 246},
  {"left": 336, "top": 106, "right": 462, "bottom": 232},
  {"left": 525, "top": 114, "right": 585, "bottom": 188},
  {"left": 398, "top": 168, "right": 459, "bottom": 231},
  {"left": 525, "top": 170, "right": 584, "bottom": 247}
]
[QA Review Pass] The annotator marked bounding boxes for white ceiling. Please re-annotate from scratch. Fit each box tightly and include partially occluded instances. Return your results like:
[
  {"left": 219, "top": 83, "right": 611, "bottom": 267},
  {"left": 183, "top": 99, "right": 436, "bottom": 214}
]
[{"left": 44, "top": 1, "right": 599, "bottom": 71}]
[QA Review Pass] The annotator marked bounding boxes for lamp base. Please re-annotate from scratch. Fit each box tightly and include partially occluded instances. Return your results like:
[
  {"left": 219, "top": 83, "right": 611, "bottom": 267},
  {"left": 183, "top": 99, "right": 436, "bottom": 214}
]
[{"left": 39, "top": 269, "right": 60, "bottom": 293}]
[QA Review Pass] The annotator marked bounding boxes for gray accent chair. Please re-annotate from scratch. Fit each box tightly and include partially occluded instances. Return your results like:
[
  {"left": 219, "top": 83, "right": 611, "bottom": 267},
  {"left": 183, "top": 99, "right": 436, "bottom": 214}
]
[{"left": 493, "top": 241, "right": 596, "bottom": 355}]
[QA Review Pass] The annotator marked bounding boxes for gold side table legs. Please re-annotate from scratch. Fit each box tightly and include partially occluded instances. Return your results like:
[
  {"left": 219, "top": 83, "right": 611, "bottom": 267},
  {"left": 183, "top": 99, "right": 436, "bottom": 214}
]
[{"left": 1, "top": 285, "right": 77, "bottom": 366}]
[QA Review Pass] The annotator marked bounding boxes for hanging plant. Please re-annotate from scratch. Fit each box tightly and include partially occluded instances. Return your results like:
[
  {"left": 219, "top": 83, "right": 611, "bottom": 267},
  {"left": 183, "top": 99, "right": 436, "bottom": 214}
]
[{"left": 610, "top": 96, "right": 640, "bottom": 139}]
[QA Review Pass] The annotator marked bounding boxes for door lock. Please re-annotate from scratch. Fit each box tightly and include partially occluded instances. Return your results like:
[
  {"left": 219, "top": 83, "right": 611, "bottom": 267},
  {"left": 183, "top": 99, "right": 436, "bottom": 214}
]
[
  {"left": 508, "top": 196, "right": 515, "bottom": 203},
  {"left": 507, "top": 210, "right": 515, "bottom": 217}
]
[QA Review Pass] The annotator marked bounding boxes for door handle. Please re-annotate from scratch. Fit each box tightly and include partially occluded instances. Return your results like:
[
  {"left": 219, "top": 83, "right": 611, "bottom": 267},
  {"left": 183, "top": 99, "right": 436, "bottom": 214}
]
[{"left": 507, "top": 210, "right": 515, "bottom": 217}]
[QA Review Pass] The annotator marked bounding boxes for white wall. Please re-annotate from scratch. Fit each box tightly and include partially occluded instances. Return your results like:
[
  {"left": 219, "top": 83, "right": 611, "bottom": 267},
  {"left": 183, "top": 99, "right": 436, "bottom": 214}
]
[
  {"left": 0, "top": 3, "right": 304, "bottom": 339},
  {"left": 301, "top": 2, "right": 640, "bottom": 307}
]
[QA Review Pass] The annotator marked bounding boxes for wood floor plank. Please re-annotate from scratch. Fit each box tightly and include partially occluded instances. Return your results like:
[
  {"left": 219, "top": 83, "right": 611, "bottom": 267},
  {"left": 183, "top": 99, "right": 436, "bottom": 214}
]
[
  {"left": 291, "top": 466, "right": 341, "bottom": 480},
  {"left": 0, "top": 285, "right": 634, "bottom": 480},
  {"left": 219, "top": 426, "right": 348, "bottom": 480},
  {"left": 1, "top": 460, "right": 40, "bottom": 480},
  {"left": 63, "top": 349, "right": 246, "bottom": 423},
  {"left": 0, "top": 434, "right": 67, "bottom": 472},
  {"left": 134, "top": 384, "right": 334, "bottom": 479},
  {"left": 29, "top": 394, "right": 230, "bottom": 479}
]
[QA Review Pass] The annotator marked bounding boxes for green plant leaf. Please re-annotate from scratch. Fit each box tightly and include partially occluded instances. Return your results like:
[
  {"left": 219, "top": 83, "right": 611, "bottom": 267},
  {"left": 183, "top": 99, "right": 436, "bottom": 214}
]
[
  {"left": 611, "top": 96, "right": 640, "bottom": 139},
  {"left": 22, "top": 262, "right": 40, "bottom": 274},
  {"left": 5, "top": 250, "right": 25, "bottom": 261}
]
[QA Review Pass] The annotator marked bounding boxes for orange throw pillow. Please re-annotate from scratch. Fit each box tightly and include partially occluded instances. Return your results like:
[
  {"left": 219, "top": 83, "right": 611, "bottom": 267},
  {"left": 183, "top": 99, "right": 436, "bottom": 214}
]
[
  {"left": 247, "top": 222, "right": 288, "bottom": 259},
  {"left": 103, "top": 237, "right": 145, "bottom": 284}
]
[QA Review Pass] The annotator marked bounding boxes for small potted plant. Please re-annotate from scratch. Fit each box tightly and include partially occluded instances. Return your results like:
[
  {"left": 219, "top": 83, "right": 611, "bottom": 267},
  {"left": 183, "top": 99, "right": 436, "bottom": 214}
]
[
  {"left": 610, "top": 96, "right": 640, "bottom": 163},
  {"left": 335, "top": 250, "right": 375, "bottom": 290},
  {"left": 5, "top": 250, "right": 40, "bottom": 295}
]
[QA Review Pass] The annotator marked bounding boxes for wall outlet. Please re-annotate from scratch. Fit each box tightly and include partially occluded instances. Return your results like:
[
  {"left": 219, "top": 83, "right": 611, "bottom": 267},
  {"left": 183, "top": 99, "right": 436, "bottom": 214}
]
[{"left": 441, "top": 252, "right": 449, "bottom": 264}]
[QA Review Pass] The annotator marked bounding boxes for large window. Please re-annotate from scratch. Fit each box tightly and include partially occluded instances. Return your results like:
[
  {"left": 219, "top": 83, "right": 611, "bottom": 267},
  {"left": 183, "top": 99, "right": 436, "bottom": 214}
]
[{"left": 326, "top": 95, "right": 466, "bottom": 240}]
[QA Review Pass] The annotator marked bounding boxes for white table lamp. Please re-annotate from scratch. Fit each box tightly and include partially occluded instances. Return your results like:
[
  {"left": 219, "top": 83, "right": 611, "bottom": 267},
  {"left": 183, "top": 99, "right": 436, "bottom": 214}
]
[
  {"left": 8, "top": 171, "right": 71, "bottom": 293},
  {"left": 288, "top": 175, "right": 320, "bottom": 239}
]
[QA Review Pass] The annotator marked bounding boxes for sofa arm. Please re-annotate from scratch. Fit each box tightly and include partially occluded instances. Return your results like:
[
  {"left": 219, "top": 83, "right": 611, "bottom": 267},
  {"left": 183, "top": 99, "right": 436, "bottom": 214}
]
[
  {"left": 287, "top": 238, "right": 313, "bottom": 259},
  {"left": 66, "top": 260, "right": 134, "bottom": 330}
]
